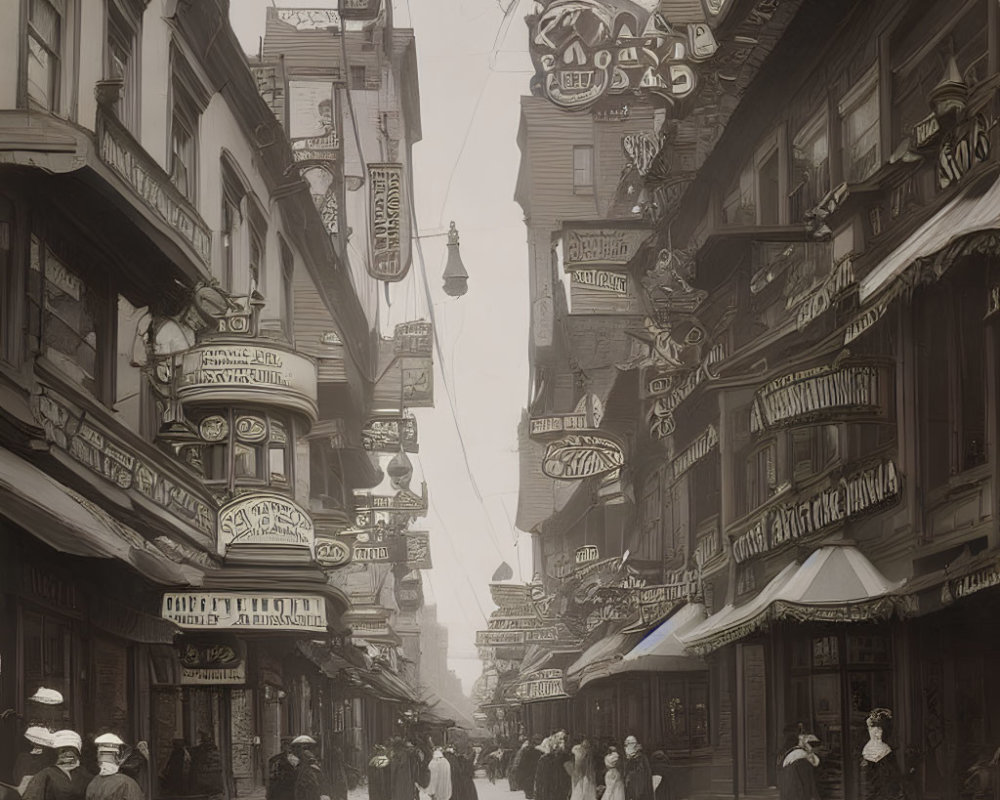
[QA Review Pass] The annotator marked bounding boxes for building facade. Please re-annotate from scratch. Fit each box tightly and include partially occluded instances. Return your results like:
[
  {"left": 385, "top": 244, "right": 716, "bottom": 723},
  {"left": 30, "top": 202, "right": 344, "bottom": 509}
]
[
  {"left": 0, "top": 1, "right": 433, "bottom": 797},
  {"left": 492, "top": 3, "right": 1000, "bottom": 800}
]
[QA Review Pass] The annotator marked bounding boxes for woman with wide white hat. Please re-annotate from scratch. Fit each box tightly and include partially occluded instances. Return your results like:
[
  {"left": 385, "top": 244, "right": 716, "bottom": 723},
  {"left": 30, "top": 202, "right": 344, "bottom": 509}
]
[
  {"left": 22, "top": 730, "right": 93, "bottom": 800},
  {"left": 83, "top": 734, "right": 143, "bottom": 800}
]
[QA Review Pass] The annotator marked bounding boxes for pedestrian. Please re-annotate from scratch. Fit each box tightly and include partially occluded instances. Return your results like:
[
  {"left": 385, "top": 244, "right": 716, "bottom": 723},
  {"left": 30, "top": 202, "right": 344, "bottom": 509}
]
[
  {"left": 777, "top": 727, "right": 821, "bottom": 800},
  {"left": 601, "top": 753, "right": 625, "bottom": 800},
  {"left": 368, "top": 745, "right": 392, "bottom": 800},
  {"left": 22, "top": 730, "right": 94, "bottom": 800},
  {"left": 268, "top": 737, "right": 299, "bottom": 800},
  {"left": 389, "top": 738, "right": 417, "bottom": 800},
  {"left": 860, "top": 709, "right": 904, "bottom": 800},
  {"left": 622, "top": 737, "right": 653, "bottom": 800},
  {"left": 443, "top": 748, "right": 477, "bottom": 800},
  {"left": 517, "top": 736, "right": 544, "bottom": 800},
  {"left": 568, "top": 739, "right": 596, "bottom": 800},
  {"left": 188, "top": 730, "right": 223, "bottom": 797},
  {"left": 649, "top": 751, "right": 669, "bottom": 800},
  {"left": 509, "top": 739, "right": 529, "bottom": 793},
  {"left": 14, "top": 727, "right": 56, "bottom": 793},
  {"left": 535, "top": 732, "right": 571, "bottom": 800},
  {"left": 426, "top": 748, "right": 452, "bottom": 800},
  {"left": 85, "top": 734, "right": 143, "bottom": 800},
  {"left": 159, "top": 739, "right": 189, "bottom": 796},
  {"left": 118, "top": 741, "right": 149, "bottom": 793},
  {"left": 293, "top": 737, "right": 333, "bottom": 800}
]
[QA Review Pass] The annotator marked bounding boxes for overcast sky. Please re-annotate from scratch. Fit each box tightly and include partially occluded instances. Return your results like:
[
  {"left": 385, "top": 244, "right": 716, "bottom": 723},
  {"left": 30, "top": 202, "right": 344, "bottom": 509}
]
[{"left": 228, "top": 0, "right": 533, "bottom": 694}]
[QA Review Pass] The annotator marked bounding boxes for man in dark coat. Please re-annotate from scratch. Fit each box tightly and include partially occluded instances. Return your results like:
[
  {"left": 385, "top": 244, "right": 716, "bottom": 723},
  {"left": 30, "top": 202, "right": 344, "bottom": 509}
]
[
  {"left": 444, "top": 749, "right": 477, "bottom": 800},
  {"left": 622, "top": 737, "right": 654, "bottom": 800},
  {"left": 295, "top": 749, "right": 333, "bottom": 800},
  {"left": 268, "top": 738, "right": 299, "bottom": 800},
  {"left": 535, "top": 733, "right": 571, "bottom": 800},
  {"left": 23, "top": 731, "right": 94, "bottom": 800},
  {"left": 389, "top": 739, "right": 417, "bottom": 800},
  {"left": 649, "top": 751, "right": 670, "bottom": 800},
  {"left": 368, "top": 746, "right": 392, "bottom": 800},
  {"left": 517, "top": 737, "right": 544, "bottom": 800},
  {"left": 777, "top": 732, "right": 821, "bottom": 800}
]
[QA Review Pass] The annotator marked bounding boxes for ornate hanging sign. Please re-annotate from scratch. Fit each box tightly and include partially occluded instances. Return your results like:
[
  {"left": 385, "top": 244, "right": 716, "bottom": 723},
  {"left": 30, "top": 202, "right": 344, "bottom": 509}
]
[
  {"left": 368, "top": 163, "right": 408, "bottom": 281},
  {"left": 541, "top": 432, "right": 625, "bottom": 480},
  {"left": 672, "top": 425, "right": 718, "bottom": 480},
  {"left": 405, "top": 531, "right": 432, "bottom": 570},
  {"left": 562, "top": 223, "right": 650, "bottom": 269},
  {"left": 218, "top": 494, "right": 314, "bottom": 554},
  {"left": 362, "top": 416, "right": 419, "bottom": 453},
  {"left": 162, "top": 592, "right": 327, "bottom": 631},
  {"left": 575, "top": 545, "right": 600, "bottom": 565},
  {"left": 315, "top": 536, "right": 352, "bottom": 568},
  {"left": 338, "top": 0, "right": 382, "bottom": 21},
  {"left": 513, "top": 669, "right": 567, "bottom": 701},
  {"left": 529, "top": 394, "right": 605, "bottom": 438}
]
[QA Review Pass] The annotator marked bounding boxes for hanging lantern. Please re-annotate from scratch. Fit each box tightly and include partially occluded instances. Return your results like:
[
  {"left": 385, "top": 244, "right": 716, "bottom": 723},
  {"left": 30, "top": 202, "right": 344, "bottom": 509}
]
[
  {"left": 442, "top": 221, "right": 469, "bottom": 297},
  {"left": 387, "top": 447, "right": 413, "bottom": 490}
]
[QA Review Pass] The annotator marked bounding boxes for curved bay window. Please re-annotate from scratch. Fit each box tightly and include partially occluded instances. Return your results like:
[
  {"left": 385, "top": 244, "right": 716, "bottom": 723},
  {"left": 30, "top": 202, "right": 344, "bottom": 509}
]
[{"left": 185, "top": 408, "right": 294, "bottom": 494}]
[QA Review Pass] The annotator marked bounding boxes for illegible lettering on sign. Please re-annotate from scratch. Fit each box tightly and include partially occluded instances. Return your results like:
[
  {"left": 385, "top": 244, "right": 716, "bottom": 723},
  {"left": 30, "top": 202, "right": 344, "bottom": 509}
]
[
  {"left": 369, "top": 163, "right": 406, "bottom": 281},
  {"left": 575, "top": 545, "right": 600, "bottom": 565},
  {"left": 672, "top": 425, "right": 719, "bottom": 480},
  {"left": 750, "top": 364, "right": 883, "bottom": 433},
  {"left": 218, "top": 494, "right": 314, "bottom": 553},
  {"left": 513, "top": 669, "right": 566, "bottom": 700},
  {"left": 315, "top": 536, "right": 351, "bottom": 568},
  {"left": 542, "top": 432, "right": 625, "bottom": 480},
  {"left": 943, "top": 563, "right": 1000, "bottom": 603},
  {"left": 162, "top": 593, "right": 327, "bottom": 631},
  {"left": 563, "top": 225, "right": 649, "bottom": 269}
]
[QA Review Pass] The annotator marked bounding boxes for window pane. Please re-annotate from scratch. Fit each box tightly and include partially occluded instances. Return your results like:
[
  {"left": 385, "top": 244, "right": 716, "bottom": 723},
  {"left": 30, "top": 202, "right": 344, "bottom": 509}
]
[
  {"left": 268, "top": 446, "right": 286, "bottom": 482},
  {"left": 27, "top": 35, "right": 55, "bottom": 110},
  {"left": 37, "top": 249, "right": 100, "bottom": 395},
  {"left": 233, "top": 443, "right": 260, "bottom": 479},
  {"left": 29, "top": 0, "right": 61, "bottom": 47},
  {"left": 573, "top": 145, "right": 593, "bottom": 187},
  {"left": 844, "top": 87, "right": 880, "bottom": 182}
]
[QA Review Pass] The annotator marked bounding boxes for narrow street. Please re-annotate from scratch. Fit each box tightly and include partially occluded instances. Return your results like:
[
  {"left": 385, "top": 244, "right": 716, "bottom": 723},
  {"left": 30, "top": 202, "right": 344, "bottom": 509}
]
[{"left": 346, "top": 777, "right": 520, "bottom": 800}]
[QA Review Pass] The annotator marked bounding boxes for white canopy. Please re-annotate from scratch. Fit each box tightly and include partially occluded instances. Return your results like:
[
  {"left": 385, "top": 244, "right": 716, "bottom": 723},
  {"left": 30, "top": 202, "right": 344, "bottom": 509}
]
[{"left": 610, "top": 602, "right": 708, "bottom": 673}]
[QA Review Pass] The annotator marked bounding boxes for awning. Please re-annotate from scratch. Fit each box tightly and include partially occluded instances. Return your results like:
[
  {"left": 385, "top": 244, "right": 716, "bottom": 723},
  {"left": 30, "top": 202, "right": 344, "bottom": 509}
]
[
  {"left": 565, "top": 624, "right": 644, "bottom": 689},
  {"left": 354, "top": 667, "right": 421, "bottom": 704},
  {"left": 297, "top": 640, "right": 354, "bottom": 679},
  {"left": 680, "top": 545, "right": 904, "bottom": 655},
  {"left": 860, "top": 169, "right": 1000, "bottom": 303},
  {"left": 610, "top": 603, "right": 708, "bottom": 674},
  {"left": 898, "top": 548, "right": 1000, "bottom": 616},
  {"left": 0, "top": 448, "right": 204, "bottom": 586}
]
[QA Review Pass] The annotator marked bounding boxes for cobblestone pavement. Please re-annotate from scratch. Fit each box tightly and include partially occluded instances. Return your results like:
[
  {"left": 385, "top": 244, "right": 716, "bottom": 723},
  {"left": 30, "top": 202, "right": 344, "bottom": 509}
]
[{"left": 348, "top": 776, "right": 518, "bottom": 800}]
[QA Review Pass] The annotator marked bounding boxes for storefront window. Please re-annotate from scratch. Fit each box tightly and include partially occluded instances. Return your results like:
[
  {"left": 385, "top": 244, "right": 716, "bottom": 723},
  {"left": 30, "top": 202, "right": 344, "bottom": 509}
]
[
  {"left": 193, "top": 409, "right": 293, "bottom": 493},
  {"left": 22, "top": 611, "right": 73, "bottom": 729},
  {"left": 662, "top": 678, "right": 709, "bottom": 753}
]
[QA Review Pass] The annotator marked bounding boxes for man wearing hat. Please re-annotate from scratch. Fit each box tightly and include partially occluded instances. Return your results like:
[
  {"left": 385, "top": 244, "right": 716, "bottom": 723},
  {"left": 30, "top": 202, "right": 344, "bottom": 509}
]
[
  {"left": 268, "top": 738, "right": 299, "bottom": 800},
  {"left": 292, "top": 736, "right": 333, "bottom": 800},
  {"left": 777, "top": 727, "right": 821, "bottom": 800},
  {"left": 23, "top": 730, "right": 94, "bottom": 800},
  {"left": 84, "top": 734, "right": 143, "bottom": 800}
]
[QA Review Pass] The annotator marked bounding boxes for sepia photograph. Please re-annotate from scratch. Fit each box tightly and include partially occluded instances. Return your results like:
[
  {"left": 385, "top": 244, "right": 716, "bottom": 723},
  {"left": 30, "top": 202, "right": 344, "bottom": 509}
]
[{"left": 0, "top": 4, "right": 997, "bottom": 800}]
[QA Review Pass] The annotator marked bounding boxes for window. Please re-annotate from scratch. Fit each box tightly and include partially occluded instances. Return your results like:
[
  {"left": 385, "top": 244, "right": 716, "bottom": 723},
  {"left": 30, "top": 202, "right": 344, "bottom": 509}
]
[
  {"left": 350, "top": 65, "right": 366, "bottom": 90},
  {"left": 26, "top": 0, "right": 64, "bottom": 111},
  {"left": 757, "top": 149, "right": 781, "bottom": 225},
  {"left": 662, "top": 677, "right": 709, "bottom": 753},
  {"left": 741, "top": 440, "right": 777, "bottom": 516},
  {"left": 573, "top": 145, "right": 593, "bottom": 193},
  {"left": 790, "top": 425, "right": 839, "bottom": 483},
  {"left": 790, "top": 112, "right": 830, "bottom": 221},
  {"left": 690, "top": 453, "right": 721, "bottom": 527},
  {"left": 246, "top": 200, "right": 267, "bottom": 296},
  {"left": 170, "top": 78, "right": 199, "bottom": 202},
  {"left": 192, "top": 409, "right": 293, "bottom": 492},
  {"left": 26, "top": 231, "right": 113, "bottom": 401},
  {"left": 107, "top": 1, "right": 140, "bottom": 133},
  {"left": 840, "top": 69, "right": 880, "bottom": 183},
  {"left": 640, "top": 469, "right": 663, "bottom": 553},
  {"left": 0, "top": 196, "right": 13, "bottom": 363},
  {"left": 915, "top": 261, "right": 987, "bottom": 493},
  {"left": 221, "top": 167, "right": 244, "bottom": 292},
  {"left": 280, "top": 239, "right": 294, "bottom": 339},
  {"left": 22, "top": 611, "right": 74, "bottom": 729}
]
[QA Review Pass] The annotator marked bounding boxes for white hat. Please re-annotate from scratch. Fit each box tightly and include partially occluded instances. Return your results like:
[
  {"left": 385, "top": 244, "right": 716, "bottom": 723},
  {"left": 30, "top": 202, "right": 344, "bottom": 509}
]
[
  {"left": 51, "top": 730, "right": 82, "bottom": 752},
  {"left": 25, "top": 726, "right": 53, "bottom": 748},
  {"left": 28, "top": 688, "right": 64, "bottom": 705},
  {"left": 291, "top": 735, "right": 317, "bottom": 746},
  {"left": 95, "top": 733, "right": 125, "bottom": 750}
]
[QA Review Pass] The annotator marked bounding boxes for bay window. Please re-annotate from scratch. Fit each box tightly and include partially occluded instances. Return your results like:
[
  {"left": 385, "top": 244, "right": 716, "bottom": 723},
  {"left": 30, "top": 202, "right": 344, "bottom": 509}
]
[{"left": 192, "top": 408, "right": 293, "bottom": 493}]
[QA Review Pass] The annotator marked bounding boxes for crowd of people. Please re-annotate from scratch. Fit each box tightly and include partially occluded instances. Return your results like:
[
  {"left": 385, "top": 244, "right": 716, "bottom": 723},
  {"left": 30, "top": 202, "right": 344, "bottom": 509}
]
[
  {"left": 362, "top": 737, "right": 477, "bottom": 800},
  {"left": 487, "top": 732, "right": 670, "bottom": 800}
]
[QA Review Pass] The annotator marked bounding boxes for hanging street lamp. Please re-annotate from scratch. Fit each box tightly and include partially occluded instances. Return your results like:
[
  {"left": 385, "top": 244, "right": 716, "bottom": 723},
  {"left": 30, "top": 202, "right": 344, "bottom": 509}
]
[{"left": 442, "top": 221, "right": 469, "bottom": 297}]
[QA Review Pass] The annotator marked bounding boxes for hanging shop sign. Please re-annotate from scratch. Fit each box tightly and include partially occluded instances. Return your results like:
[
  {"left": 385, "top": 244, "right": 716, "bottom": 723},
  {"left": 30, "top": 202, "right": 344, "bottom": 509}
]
[
  {"left": 338, "top": 0, "right": 382, "bottom": 21},
  {"left": 217, "top": 494, "right": 314, "bottom": 554},
  {"left": 731, "top": 460, "right": 901, "bottom": 564},
  {"left": 177, "top": 342, "right": 318, "bottom": 421},
  {"left": 488, "top": 616, "right": 546, "bottom": 632},
  {"left": 315, "top": 535, "right": 352, "bottom": 568},
  {"left": 749, "top": 364, "right": 885, "bottom": 433},
  {"left": 490, "top": 583, "right": 533, "bottom": 607},
  {"left": 476, "top": 630, "right": 526, "bottom": 646},
  {"left": 351, "top": 543, "right": 393, "bottom": 563},
  {"left": 529, "top": 394, "right": 605, "bottom": 438},
  {"left": 541, "top": 432, "right": 625, "bottom": 480},
  {"left": 31, "top": 392, "right": 214, "bottom": 542},
  {"left": 647, "top": 343, "right": 726, "bottom": 440},
  {"left": 276, "top": 8, "right": 342, "bottom": 29},
  {"left": 393, "top": 321, "right": 433, "bottom": 356},
  {"left": 513, "top": 669, "right": 567, "bottom": 701},
  {"left": 289, "top": 80, "right": 339, "bottom": 160},
  {"left": 362, "top": 416, "right": 419, "bottom": 453},
  {"left": 180, "top": 663, "right": 246, "bottom": 685},
  {"left": 162, "top": 592, "right": 328, "bottom": 631},
  {"left": 575, "top": 545, "right": 600, "bottom": 566},
  {"left": 177, "top": 638, "right": 246, "bottom": 685},
  {"left": 562, "top": 224, "right": 649, "bottom": 269},
  {"left": 671, "top": 425, "right": 719, "bottom": 480},
  {"left": 570, "top": 269, "right": 644, "bottom": 315},
  {"left": 368, "top": 162, "right": 408, "bottom": 281},
  {"left": 98, "top": 113, "right": 212, "bottom": 266},
  {"left": 942, "top": 562, "right": 1000, "bottom": 604},
  {"left": 405, "top": 531, "right": 432, "bottom": 570}
]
